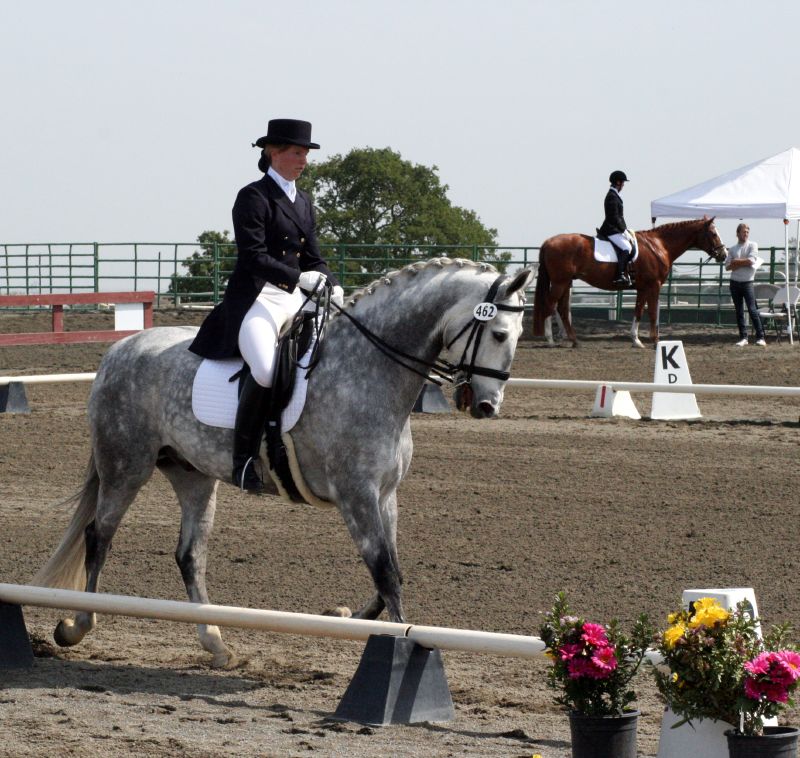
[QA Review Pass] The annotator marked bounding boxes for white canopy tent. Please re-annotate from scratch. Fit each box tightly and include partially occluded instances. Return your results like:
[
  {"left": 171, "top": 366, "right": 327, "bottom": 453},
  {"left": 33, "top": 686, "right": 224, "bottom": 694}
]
[{"left": 651, "top": 147, "right": 800, "bottom": 343}]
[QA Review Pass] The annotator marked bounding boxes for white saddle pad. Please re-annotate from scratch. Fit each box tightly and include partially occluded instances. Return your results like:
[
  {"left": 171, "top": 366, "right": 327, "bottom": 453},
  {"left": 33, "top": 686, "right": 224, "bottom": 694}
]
[
  {"left": 191, "top": 340, "right": 315, "bottom": 433},
  {"left": 593, "top": 234, "right": 639, "bottom": 263}
]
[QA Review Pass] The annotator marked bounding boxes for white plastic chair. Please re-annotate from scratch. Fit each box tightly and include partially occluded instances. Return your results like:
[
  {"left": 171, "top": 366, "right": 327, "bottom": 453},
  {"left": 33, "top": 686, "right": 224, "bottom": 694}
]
[
  {"left": 757, "top": 285, "right": 800, "bottom": 342},
  {"left": 753, "top": 282, "right": 779, "bottom": 303}
]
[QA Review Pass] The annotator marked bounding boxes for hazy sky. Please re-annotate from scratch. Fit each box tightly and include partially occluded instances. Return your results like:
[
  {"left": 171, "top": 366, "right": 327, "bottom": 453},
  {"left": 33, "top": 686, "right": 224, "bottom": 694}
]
[{"left": 3, "top": 0, "right": 800, "bottom": 251}]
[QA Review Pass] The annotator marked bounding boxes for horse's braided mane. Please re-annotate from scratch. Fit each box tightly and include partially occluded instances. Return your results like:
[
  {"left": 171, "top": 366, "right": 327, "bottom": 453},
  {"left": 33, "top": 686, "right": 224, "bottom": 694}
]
[
  {"left": 643, "top": 218, "right": 708, "bottom": 235},
  {"left": 341, "top": 257, "right": 498, "bottom": 309}
]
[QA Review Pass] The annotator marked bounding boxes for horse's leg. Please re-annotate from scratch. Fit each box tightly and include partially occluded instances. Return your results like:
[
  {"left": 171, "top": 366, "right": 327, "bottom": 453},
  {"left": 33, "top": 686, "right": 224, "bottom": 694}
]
[
  {"left": 53, "top": 478, "right": 144, "bottom": 646},
  {"left": 647, "top": 291, "right": 660, "bottom": 345},
  {"left": 543, "top": 315, "right": 554, "bottom": 345},
  {"left": 631, "top": 292, "right": 646, "bottom": 348},
  {"left": 339, "top": 487, "right": 405, "bottom": 623},
  {"left": 544, "top": 309, "right": 566, "bottom": 347},
  {"left": 541, "top": 282, "right": 570, "bottom": 347},
  {"left": 555, "top": 287, "right": 578, "bottom": 347},
  {"left": 159, "top": 462, "right": 236, "bottom": 669},
  {"left": 350, "top": 490, "right": 403, "bottom": 620}
]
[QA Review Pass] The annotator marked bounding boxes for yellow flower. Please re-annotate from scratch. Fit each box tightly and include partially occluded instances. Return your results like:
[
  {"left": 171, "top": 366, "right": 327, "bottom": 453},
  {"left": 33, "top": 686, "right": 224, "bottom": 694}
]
[
  {"left": 667, "top": 612, "right": 680, "bottom": 624},
  {"left": 663, "top": 623, "right": 687, "bottom": 649},
  {"left": 671, "top": 672, "right": 679, "bottom": 682},
  {"left": 688, "top": 597, "right": 730, "bottom": 629}
]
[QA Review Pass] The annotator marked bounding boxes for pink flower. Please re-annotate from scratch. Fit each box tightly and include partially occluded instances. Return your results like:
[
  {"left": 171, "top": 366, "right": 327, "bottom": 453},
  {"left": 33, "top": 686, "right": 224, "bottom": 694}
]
[
  {"left": 769, "top": 659, "right": 799, "bottom": 687},
  {"left": 590, "top": 645, "right": 618, "bottom": 677},
  {"left": 559, "top": 643, "right": 583, "bottom": 661},
  {"left": 762, "top": 682, "right": 791, "bottom": 703},
  {"left": 567, "top": 657, "right": 594, "bottom": 679},
  {"left": 581, "top": 623, "right": 608, "bottom": 647},
  {"left": 745, "top": 652, "right": 771, "bottom": 677},
  {"left": 777, "top": 651, "right": 800, "bottom": 681},
  {"left": 744, "top": 677, "right": 764, "bottom": 701}
]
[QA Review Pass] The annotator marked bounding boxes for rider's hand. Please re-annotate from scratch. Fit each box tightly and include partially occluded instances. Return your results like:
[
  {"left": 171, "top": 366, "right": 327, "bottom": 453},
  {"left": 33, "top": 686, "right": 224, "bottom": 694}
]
[
  {"left": 297, "top": 270, "right": 327, "bottom": 294},
  {"left": 331, "top": 285, "right": 344, "bottom": 308}
]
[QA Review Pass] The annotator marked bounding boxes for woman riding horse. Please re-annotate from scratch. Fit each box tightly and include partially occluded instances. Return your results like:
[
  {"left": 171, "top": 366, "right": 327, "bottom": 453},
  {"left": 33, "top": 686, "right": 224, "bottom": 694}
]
[
  {"left": 533, "top": 217, "right": 728, "bottom": 347},
  {"left": 189, "top": 119, "right": 343, "bottom": 493},
  {"left": 599, "top": 170, "right": 633, "bottom": 287}
]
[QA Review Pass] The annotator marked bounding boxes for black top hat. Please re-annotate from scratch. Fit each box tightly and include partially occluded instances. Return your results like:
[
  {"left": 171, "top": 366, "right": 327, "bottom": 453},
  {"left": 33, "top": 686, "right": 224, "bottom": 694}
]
[{"left": 253, "top": 119, "right": 320, "bottom": 149}]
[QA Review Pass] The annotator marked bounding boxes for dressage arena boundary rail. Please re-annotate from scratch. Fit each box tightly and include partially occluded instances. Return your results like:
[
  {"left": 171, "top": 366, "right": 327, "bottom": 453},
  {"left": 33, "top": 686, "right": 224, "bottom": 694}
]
[
  {"left": 0, "top": 584, "right": 548, "bottom": 660},
  {"left": 0, "top": 291, "right": 154, "bottom": 346},
  {"left": 2, "top": 371, "right": 800, "bottom": 398}
]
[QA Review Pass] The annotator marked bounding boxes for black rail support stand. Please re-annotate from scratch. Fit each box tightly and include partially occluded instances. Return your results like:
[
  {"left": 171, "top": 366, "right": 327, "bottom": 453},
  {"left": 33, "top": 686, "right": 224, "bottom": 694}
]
[
  {"left": 0, "top": 602, "right": 34, "bottom": 669},
  {"left": 333, "top": 634, "right": 454, "bottom": 725},
  {"left": 0, "top": 382, "right": 30, "bottom": 414},
  {"left": 412, "top": 382, "right": 451, "bottom": 414}
]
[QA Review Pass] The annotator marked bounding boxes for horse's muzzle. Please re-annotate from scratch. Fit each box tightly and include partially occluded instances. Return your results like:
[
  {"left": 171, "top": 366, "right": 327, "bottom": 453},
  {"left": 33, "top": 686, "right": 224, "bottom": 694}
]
[{"left": 455, "top": 383, "right": 499, "bottom": 418}]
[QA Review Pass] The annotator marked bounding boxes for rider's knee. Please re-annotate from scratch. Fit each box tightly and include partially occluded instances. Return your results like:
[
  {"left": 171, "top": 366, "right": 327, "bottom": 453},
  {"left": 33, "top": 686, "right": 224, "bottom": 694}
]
[{"left": 248, "top": 362, "right": 274, "bottom": 388}]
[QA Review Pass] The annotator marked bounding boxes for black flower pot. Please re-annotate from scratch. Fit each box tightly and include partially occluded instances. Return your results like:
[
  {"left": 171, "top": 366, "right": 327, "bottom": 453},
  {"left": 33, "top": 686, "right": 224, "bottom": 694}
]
[
  {"left": 568, "top": 710, "right": 639, "bottom": 758},
  {"left": 725, "top": 726, "right": 800, "bottom": 758}
]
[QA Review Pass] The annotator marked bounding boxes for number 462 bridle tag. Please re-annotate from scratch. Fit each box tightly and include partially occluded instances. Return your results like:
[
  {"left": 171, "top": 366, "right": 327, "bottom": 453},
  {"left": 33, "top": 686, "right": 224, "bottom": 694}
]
[{"left": 472, "top": 302, "right": 498, "bottom": 321}]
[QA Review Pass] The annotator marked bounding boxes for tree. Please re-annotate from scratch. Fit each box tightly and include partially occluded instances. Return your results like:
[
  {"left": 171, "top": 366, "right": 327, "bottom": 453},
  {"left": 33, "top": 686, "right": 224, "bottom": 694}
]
[
  {"left": 176, "top": 149, "right": 507, "bottom": 298},
  {"left": 300, "top": 147, "right": 507, "bottom": 274},
  {"left": 169, "top": 230, "right": 236, "bottom": 302}
]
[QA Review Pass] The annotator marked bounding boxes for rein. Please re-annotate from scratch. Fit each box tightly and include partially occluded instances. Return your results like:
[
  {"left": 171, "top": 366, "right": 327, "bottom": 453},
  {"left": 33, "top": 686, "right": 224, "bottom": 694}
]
[{"left": 329, "top": 274, "right": 524, "bottom": 386}]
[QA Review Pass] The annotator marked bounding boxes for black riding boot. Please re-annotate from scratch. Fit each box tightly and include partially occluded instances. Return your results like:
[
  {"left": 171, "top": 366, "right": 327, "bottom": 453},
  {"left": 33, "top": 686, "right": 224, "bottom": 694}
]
[
  {"left": 612, "top": 248, "right": 631, "bottom": 287},
  {"left": 232, "top": 374, "right": 272, "bottom": 493}
]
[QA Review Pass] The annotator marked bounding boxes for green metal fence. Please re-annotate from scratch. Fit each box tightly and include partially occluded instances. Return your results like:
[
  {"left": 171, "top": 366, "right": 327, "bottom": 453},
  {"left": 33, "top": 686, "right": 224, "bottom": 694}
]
[{"left": 0, "top": 241, "right": 794, "bottom": 325}]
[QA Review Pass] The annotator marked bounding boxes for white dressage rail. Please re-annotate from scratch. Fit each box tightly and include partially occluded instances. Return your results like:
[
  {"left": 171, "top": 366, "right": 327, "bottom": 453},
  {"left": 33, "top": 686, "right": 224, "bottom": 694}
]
[
  {"left": 0, "top": 373, "right": 96, "bottom": 385},
  {"left": 507, "top": 377, "right": 800, "bottom": 397},
  {"left": 0, "top": 583, "right": 665, "bottom": 666},
  {"left": 2, "top": 372, "right": 800, "bottom": 398},
  {"left": 0, "top": 584, "right": 547, "bottom": 660}
]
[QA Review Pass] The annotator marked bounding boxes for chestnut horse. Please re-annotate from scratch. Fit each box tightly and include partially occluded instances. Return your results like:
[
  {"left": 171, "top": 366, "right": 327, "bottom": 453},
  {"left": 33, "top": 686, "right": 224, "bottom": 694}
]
[{"left": 532, "top": 217, "right": 727, "bottom": 347}]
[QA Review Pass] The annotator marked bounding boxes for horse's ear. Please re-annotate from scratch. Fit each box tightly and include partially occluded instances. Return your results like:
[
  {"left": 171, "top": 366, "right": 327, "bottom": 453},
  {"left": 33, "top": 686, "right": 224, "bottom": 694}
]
[{"left": 504, "top": 268, "right": 534, "bottom": 297}]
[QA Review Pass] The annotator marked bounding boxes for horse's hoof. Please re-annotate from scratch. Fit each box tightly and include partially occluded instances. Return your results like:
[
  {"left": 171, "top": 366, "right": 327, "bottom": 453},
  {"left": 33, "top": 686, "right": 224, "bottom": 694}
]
[
  {"left": 210, "top": 650, "right": 242, "bottom": 669},
  {"left": 53, "top": 618, "right": 82, "bottom": 647},
  {"left": 322, "top": 606, "right": 352, "bottom": 618}
]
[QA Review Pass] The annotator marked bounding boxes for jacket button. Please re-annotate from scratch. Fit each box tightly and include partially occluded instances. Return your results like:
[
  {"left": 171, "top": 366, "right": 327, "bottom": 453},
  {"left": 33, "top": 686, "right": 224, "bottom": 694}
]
[
  {"left": 300, "top": 237, "right": 305, "bottom": 243},
  {"left": 295, "top": 252, "right": 301, "bottom": 258},
  {"left": 282, "top": 251, "right": 286, "bottom": 256}
]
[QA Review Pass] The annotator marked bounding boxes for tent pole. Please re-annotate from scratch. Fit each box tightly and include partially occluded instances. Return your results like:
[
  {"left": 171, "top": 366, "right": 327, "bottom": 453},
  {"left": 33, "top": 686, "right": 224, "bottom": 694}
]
[
  {"left": 795, "top": 219, "right": 799, "bottom": 286},
  {"left": 785, "top": 220, "right": 793, "bottom": 345}
]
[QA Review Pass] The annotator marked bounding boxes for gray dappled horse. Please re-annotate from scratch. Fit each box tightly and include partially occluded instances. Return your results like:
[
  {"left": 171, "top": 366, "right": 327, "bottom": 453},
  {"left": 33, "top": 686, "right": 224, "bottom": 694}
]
[{"left": 33, "top": 258, "right": 533, "bottom": 668}]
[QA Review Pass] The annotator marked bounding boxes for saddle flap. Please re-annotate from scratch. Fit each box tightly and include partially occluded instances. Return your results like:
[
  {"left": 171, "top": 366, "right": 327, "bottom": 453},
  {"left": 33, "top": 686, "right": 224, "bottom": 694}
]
[{"left": 271, "top": 311, "right": 317, "bottom": 414}]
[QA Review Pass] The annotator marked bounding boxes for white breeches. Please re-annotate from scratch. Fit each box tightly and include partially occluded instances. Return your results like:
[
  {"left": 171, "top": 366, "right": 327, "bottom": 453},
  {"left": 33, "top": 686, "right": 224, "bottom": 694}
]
[
  {"left": 238, "top": 283, "right": 302, "bottom": 388},
  {"left": 608, "top": 232, "right": 632, "bottom": 254}
]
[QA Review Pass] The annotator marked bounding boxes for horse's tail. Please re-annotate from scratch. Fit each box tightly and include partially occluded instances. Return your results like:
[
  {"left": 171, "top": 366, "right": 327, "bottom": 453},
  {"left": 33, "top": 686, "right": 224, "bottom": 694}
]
[
  {"left": 31, "top": 452, "right": 99, "bottom": 591},
  {"left": 532, "top": 250, "right": 552, "bottom": 336}
]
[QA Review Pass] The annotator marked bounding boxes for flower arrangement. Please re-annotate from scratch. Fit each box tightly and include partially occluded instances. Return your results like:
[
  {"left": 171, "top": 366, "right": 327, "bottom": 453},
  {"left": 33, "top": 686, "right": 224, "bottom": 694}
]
[
  {"left": 653, "top": 596, "right": 800, "bottom": 736},
  {"left": 539, "top": 592, "right": 654, "bottom": 717}
]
